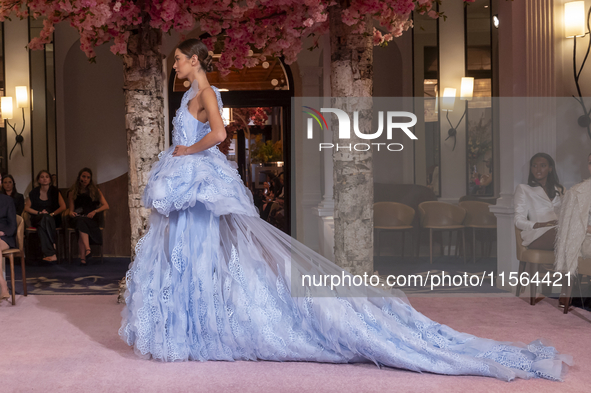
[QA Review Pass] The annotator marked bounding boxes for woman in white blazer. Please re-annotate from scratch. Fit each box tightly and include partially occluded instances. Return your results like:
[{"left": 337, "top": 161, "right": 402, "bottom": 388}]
[{"left": 514, "top": 153, "right": 564, "bottom": 250}]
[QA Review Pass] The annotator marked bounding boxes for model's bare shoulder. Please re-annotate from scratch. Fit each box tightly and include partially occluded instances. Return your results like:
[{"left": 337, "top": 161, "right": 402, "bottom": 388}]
[{"left": 201, "top": 87, "right": 218, "bottom": 112}]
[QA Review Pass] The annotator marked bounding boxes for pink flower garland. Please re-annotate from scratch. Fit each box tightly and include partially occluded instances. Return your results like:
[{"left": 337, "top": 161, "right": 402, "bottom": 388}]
[{"left": 0, "top": 0, "right": 475, "bottom": 72}]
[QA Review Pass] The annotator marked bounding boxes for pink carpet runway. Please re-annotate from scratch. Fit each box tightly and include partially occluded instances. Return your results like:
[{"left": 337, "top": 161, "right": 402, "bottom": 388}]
[{"left": 1, "top": 295, "right": 589, "bottom": 393}]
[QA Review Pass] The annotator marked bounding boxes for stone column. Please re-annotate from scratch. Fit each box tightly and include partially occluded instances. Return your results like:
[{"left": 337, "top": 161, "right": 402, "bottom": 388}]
[
  {"left": 313, "top": 35, "right": 336, "bottom": 261},
  {"left": 298, "top": 66, "right": 323, "bottom": 252}
]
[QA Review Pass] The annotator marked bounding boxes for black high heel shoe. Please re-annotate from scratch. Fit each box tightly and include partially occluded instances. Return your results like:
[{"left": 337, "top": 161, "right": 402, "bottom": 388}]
[{"left": 80, "top": 258, "right": 87, "bottom": 266}]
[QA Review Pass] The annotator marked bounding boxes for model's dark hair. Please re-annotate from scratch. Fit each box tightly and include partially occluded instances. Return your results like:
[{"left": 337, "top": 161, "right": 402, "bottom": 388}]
[
  {"left": 177, "top": 38, "right": 214, "bottom": 73},
  {"left": 70, "top": 167, "right": 100, "bottom": 202},
  {"left": 527, "top": 152, "right": 564, "bottom": 198},
  {"left": 0, "top": 173, "right": 18, "bottom": 197},
  {"left": 35, "top": 170, "right": 53, "bottom": 186}
]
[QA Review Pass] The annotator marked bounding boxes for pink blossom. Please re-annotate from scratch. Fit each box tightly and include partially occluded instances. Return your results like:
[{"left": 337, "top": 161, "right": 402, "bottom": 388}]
[
  {"left": 373, "top": 28, "right": 383, "bottom": 45},
  {"left": 80, "top": 0, "right": 98, "bottom": 8},
  {"left": 7, "top": 0, "right": 473, "bottom": 73},
  {"left": 341, "top": 9, "right": 357, "bottom": 26},
  {"left": 312, "top": 11, "right": 328, "bottom": 23},
  {"left": 27, "top": 37, "right": 46, "bottom": 50}
]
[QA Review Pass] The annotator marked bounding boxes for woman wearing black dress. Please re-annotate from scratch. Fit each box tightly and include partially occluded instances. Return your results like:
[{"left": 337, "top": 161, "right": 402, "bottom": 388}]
[
  {"left": 1, "top": 174, "right": 25, "bottom": 216},
  {"left": 24, "top": 170, "right": 66, "bottom": 262},
  {"left": 0, "top": 173, "right": 17, "bottom": 301},
  {"left": 68, "top": 168, "right": 109, "bottom": 265}
]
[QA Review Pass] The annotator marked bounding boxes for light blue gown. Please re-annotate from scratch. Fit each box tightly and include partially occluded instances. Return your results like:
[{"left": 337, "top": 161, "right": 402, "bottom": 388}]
[{"left": 119, "top": 83, "right": 572, "bottom": 382}]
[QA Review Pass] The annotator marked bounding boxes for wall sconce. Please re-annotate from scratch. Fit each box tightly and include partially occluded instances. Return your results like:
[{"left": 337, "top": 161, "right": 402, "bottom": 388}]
[
  {"left": 2, "top": 86, "right": 28, "bottom": 159},
  {"left": 441, "top": 78, "right": 474, "bottom": 151},
  {"left": 1, "top": 96, "right": 21, "bottom": 159},
  {"left": 1, "top": 97, "right": 13, "bottom": 120},
  {"left": 565, "top": 1, "right": 591, "bottom": 140},
  {"left": 460, "top": 77, "right": 474, "bottom": 101},
  {"left": 493, "top": 15, "right": 499, "bottom": 29},
  {"left": 442, "top": 87, "right": 459, "bottom": 150},
  {"left": 16, "top": 86, "right": 28, "bottom": 108},
  {"left": 441, "top": 87, "right": 456, "bottom": 111}
]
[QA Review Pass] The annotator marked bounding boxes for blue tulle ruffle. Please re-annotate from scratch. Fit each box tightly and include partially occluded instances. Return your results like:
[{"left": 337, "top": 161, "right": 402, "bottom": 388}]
[{"left": 143, "top": 146, "right": 258, "bottom": 218}]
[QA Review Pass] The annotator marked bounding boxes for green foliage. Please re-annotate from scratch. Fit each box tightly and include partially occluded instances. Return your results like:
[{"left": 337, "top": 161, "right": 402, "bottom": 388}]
[{"left": 250, "top": 134, "right": 283, "bottom": 164}]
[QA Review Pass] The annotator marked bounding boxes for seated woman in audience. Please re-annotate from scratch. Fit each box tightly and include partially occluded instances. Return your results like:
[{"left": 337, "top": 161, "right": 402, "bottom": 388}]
[
  {"left": 253, "top": 181, "right": 270, "bottom": 215},
  {"left": 269, "top": 196, "right": 286, "bottom": 231},
  {"left": 260, "top": 189, "right": 275, "bottom": 221},
  {"left": 514, "top": 152, "right": 564, "bottom": 250},
  {"left": 272, "top": 174, "right": 284, "bottom": 199},
  {"left": 0, "top": 173, "right": 17, "bottom": 301},
  {"left": 1, "top": 174, "right": 25, "bottom": 216},
  {"left": 68, "top": 168, "right": 109, "bottom": 265},
  {"left": 24, "top": 170, "right": 66, "bottom": 262}
]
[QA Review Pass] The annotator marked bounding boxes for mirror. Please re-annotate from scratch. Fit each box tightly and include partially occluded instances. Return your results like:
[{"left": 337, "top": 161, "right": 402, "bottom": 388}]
[
  {"left": 465, "top": 0, "right": 493, "bottom": 196},
  {"left": 413, "top": 9, "right": 440, "bottom": 196}
]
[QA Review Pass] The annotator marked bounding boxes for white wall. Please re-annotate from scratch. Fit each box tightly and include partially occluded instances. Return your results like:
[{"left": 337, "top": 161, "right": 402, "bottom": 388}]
[
  {"left": 55, "top": 23, "right": 79, "bottom": 188},
  {"left": 56, "top": 25, "right": 128, "bottom": 187},
  {"left": 372, "top": 37, "right": 411, "bottom": 185},
  {"left": 373, "top": 40, "right": 405, "bottom": 98},
  {"left": 4, "top": 18, "right": 32, "bottom": 194}
]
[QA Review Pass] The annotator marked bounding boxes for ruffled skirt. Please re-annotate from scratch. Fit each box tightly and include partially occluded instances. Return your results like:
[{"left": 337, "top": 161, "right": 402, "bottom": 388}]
[
  {"left": 142, "top": 146, "right": 259, "bottom": 218},
  {"left": 120, "top": 201, "right": 573, "bottom": 382}
]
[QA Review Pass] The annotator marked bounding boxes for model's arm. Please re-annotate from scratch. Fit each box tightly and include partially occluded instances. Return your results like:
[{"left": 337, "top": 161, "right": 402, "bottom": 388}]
[{"left": 173, "top": 88, "right": 226, "bottom": 157}]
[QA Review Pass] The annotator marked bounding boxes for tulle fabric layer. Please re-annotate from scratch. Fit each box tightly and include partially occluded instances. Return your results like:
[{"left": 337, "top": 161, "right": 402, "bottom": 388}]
[
  {"left": 142, "top": 146, "right": 259, "bottom": 218},
  {"left": 120, "top": 203, "right": 572, "bottom": 382}
]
